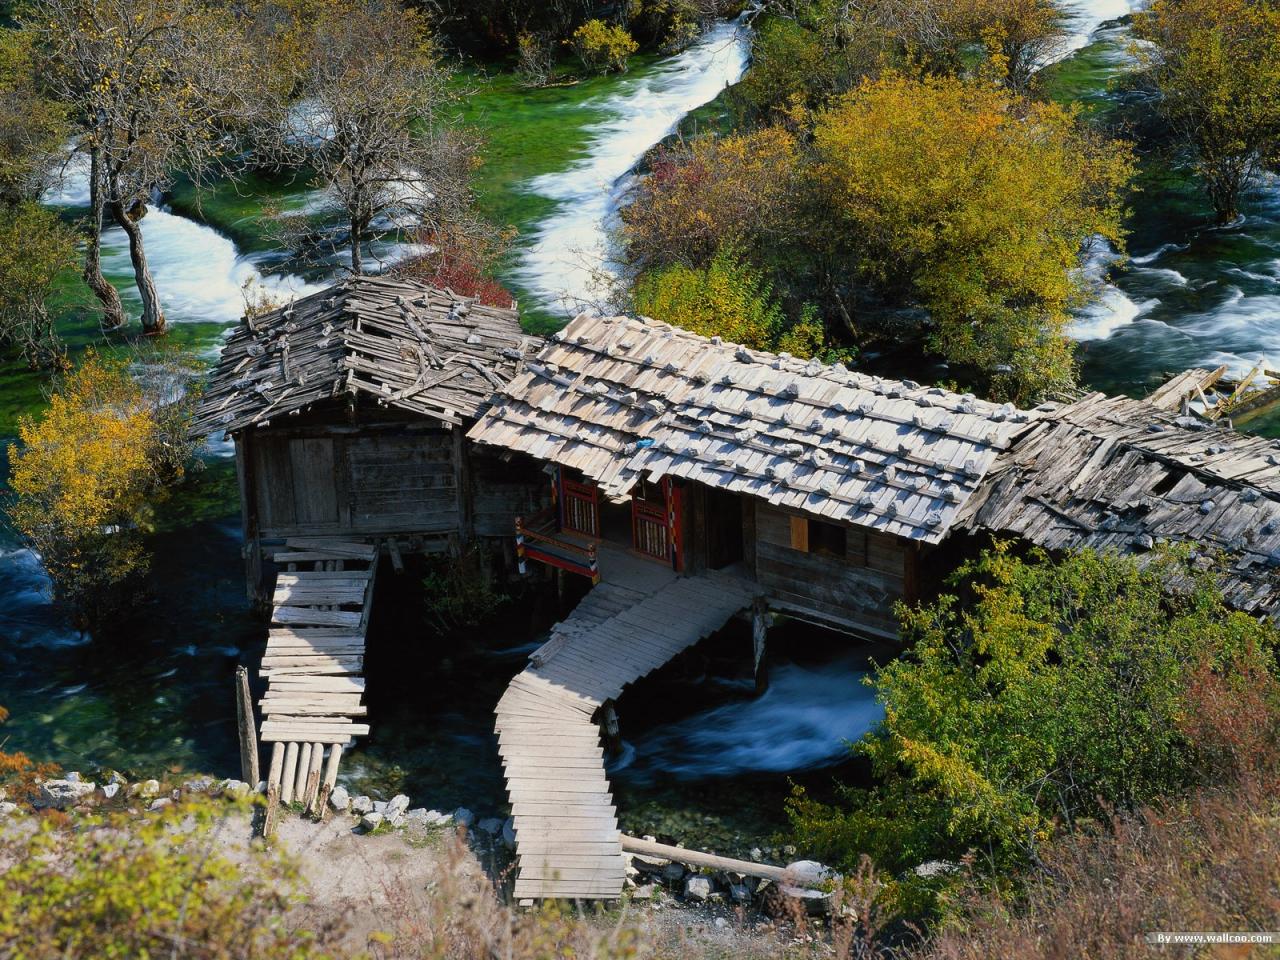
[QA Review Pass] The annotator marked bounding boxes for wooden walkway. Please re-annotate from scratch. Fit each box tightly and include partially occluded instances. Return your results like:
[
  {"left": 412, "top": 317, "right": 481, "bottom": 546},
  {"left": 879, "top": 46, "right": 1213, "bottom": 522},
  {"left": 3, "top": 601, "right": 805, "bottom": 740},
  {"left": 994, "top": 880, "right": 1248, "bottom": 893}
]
[
  {"left": 260, "top": 538, "right": 378, "bottom": 828},
  {"left": 496, "top": 546, "right": 759, "bottom": 901}
]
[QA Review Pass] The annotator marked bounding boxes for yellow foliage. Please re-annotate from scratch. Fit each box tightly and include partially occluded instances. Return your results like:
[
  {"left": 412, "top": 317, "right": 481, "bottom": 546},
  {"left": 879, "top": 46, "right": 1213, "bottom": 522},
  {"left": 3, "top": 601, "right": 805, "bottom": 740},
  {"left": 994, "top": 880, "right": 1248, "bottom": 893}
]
[
  {"left": 570, "top": 19, "right": 639, "bottom": 74},
  {"left": 6, "top": 353, "right": 193, "bottom": 622}
]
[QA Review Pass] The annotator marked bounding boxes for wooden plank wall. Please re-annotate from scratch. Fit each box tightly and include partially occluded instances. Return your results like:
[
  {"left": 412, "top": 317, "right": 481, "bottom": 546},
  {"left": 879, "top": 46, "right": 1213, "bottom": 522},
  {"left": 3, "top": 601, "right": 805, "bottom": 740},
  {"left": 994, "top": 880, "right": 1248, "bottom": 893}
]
[
  {"left": 469, "top": 449, "right": 547, "bottom": 538},
  {"left": 753, "top": 503, "right": 906, "bottom": 638}
]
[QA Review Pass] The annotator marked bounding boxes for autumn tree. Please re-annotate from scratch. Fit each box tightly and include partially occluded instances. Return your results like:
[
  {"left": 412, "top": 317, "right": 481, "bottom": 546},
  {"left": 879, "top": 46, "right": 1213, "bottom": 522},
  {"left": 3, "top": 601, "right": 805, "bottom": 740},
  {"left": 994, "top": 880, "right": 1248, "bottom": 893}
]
[
  {"left": 6, "top": 352, "right": 202, "bottom": 625},
  {"left": 0, "top": 28, "right": 67, "bottom": 205},
  {"left": 1134, "top": 0, "right": 1280, "bottom": 224},
  {"left": 262, "top": 0, "right": 472, "bottom": 276},
  {"left": 810, "top": 74, "right": 1133, "bottom": 401},
  {"left": 24, "top": 0, "right": 262, "bottom": 332}
]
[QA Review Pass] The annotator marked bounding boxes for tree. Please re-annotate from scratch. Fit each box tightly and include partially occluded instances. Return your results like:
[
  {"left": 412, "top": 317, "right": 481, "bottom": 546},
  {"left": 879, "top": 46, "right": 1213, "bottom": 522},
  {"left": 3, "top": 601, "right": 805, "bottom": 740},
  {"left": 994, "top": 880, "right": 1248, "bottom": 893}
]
[
  {"left": 0, "top": 202, "right": 78, "bottom": 368},
  {"left": 809, "top": 74, "right": 1133, "bottom": 402},
  {"left": 0, "top": 28, "right": 67, "bottom": 205},
  {"left": 263, "top": 0, "right": 472, "bottom": 276},
  {"left": 5, "top": 352, "right": 201, "bottom": 626},
  {"left": 570, "top": 19, "right": 639, "bottom": 73},
  {"left": 1134, "top": 0, "right": 1280, "bottom": 224},
  {"left": 621, "top": 126, "right": 802, "bottom": 274},
  {"left": 787, "top": 545, "right": 1280, "bottom": 881},
  {"left": 633, "top": 247, "right": 830, "bottom": 357},
  {"left": 24, "top": 0, "right": 261, "bottom": 332}
]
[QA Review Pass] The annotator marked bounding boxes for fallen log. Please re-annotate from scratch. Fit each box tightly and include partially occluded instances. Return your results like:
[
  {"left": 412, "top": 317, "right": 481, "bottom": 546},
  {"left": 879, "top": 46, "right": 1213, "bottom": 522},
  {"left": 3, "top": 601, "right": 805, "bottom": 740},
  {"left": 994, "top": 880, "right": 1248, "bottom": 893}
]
[{"left": 619, "top": 834, "right": 788, "bottom": 882}]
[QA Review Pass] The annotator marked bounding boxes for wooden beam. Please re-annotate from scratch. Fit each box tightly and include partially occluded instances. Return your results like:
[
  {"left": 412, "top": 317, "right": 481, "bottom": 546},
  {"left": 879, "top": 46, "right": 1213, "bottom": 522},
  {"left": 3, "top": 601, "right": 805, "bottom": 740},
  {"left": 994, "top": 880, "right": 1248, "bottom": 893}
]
[{"left": 235, "top": 666, "right": 260, "bottom": 787}]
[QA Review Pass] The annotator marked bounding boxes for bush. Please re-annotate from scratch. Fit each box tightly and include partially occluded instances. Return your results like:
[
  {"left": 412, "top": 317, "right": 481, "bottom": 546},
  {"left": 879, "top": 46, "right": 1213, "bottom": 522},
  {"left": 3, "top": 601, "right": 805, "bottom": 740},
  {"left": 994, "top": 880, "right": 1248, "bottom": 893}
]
[
  {"left": 633, "top": 247, "right": 831, "bottom": 358},
  {"left": 5, "top": 352, "right": 202, "bottom": 626},
  {"left": 0, "top": 201, "right": 78, "bottom": 369},
  {"left": 571, "top": 19, "right": 639, "bottom": 74},
  {"left": 788, "top": 545, "right": 1280, "bottom": 891},
  {"left": 515, "top": 31, "right": 556, "bottom": 87}
]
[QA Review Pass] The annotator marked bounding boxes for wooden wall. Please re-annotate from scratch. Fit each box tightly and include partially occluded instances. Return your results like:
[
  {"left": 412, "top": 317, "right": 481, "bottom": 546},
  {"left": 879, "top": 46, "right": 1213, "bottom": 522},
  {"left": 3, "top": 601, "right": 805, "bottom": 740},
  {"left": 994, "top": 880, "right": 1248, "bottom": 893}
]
[{"left": 752, "top": 502, "right": 910, "bottom": 639}]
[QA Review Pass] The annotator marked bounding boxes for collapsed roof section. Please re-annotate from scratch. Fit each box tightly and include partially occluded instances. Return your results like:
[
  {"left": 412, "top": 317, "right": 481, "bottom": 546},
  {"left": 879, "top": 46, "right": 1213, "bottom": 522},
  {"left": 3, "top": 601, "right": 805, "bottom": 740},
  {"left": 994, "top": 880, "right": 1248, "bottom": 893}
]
[{"left": 192, "top": 276, "right": 540, "bottom": 437}]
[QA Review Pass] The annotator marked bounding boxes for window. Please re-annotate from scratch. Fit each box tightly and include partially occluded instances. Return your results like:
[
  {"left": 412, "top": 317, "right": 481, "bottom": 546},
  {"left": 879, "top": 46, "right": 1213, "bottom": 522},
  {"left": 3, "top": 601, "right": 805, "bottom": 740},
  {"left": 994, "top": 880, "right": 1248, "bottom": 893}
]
[{"left": 789, "top": 515, "right": 850, "bottom": 559}]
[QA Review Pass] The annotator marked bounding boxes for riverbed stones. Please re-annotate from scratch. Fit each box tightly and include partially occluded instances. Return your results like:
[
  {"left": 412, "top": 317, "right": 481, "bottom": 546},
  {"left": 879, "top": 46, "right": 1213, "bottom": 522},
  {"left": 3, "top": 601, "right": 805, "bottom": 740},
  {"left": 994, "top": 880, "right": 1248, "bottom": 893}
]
[
  {"left": 360, "top": 811, "right": 384, "bottom": 832},
  {"left": 101, "top": 783, "right": 120, "bottom": 800},
  {"left": 0, "top": 801, "right": 19, "bottom": 817},
  {"left": 329, "top": 785, "right": 350, "bottom": 812},
  {"left": 148, "top": 797, "right": 172, "bottom": 812},
  {"left": 683, "top": 875, "right": 713, "bottom": 902},
  {"left": 220, "top": 779, "right": 250, "bottom": 799},
  {"left": 477, "top": 817, "right": 503, "bottom": 836},
  {"left": 452, "top": 806, "right": 474, "bottom": 828},
  {"left": 36, "top": 778, "right": 96, "bottom": 810},
  {"left": 351, "top": 795, "right": 374, "bottom": 815},
  {"left": 387, "top": 794, "right": 410, "bottom": 817},
  {"left": 130, "top": 779, "right": 161, "bottom": 798},
  {"left": 502, "top": 817, "right": 516, "bottom": 850},
  {"left": 184, "top": 776, "right": 215, "bottom": 793},
  {"left": 778, "top": 861, "right": 837, "bottom": 915}
]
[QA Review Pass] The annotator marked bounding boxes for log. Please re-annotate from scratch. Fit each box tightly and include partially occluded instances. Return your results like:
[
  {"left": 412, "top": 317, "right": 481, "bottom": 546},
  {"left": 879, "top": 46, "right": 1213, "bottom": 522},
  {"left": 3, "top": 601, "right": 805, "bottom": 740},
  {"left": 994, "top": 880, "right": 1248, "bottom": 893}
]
[
  {"left": 316, "top": 742, "right": 343, "bottom": 819},
  {"left": 281, "top": 742, "right": 299, "bottom": 805},
  {"left": 619, "top": 835, "right": 788, "bottom": 882},
  {"left": 235, "top": 665, "right": 260, "bottom": 787},
  {"left": 293, "top": 742, "right": 312, "bottom": 805},
  {"left": 303, "top": 741, "right": 324, "bottom": 813}
]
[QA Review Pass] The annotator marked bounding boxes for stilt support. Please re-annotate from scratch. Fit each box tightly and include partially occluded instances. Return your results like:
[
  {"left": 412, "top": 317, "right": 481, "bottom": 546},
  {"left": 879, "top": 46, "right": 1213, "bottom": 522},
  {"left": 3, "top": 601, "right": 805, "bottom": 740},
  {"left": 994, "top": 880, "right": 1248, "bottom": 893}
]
[{"left": 751, "top": 596, "right": 770, "bottom": 696}]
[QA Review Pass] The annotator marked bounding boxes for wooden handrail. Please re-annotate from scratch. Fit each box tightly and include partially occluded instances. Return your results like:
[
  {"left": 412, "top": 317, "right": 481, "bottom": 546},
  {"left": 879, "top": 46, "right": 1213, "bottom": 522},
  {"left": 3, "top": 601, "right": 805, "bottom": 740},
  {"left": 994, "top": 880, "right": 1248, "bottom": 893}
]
[{"left": 516, "top": 515, "right": 600, "bottom": 584}]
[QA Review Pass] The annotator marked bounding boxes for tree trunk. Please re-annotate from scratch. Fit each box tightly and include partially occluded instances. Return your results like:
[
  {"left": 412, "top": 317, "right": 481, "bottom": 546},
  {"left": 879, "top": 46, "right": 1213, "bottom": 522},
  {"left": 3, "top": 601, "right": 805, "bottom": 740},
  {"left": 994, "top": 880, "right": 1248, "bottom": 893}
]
[
  {"left": 111, "top": 198, "right": 166, "bottom": 334},
  {"left": 350, "top": 214, "right": 365, "bottom": 276},
  {"left": 83, "top": 148, "right": 126, "bottom": 330}
]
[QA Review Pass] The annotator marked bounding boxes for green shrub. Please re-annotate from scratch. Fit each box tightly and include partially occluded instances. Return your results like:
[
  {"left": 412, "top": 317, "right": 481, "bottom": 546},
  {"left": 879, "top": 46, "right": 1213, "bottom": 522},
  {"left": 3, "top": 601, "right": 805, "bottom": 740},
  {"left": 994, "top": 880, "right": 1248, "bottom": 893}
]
[
  {"left": 789, "top": 544, "right": 1280, "bottom": 892},
  {"left": 571, "top": 19, "right": 639, "bottom": 74}
]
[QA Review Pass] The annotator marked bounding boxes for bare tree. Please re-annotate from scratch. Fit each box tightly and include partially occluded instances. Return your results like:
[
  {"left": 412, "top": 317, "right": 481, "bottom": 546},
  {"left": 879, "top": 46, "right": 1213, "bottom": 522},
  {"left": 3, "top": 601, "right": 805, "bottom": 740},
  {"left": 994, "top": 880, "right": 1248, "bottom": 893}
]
[
  {"left": 263, "top": 0, "right": 474, "bottom": 276},
  {"left": 24, "top": 0, "right": 262, "bottom": 333}
]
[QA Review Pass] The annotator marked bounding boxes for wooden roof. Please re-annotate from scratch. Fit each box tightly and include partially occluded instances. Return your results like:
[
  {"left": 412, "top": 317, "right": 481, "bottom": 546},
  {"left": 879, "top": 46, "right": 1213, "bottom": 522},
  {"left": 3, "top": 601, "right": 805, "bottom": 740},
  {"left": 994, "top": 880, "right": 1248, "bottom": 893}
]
[
  {"left": 191, "top": 277, "right": 539, "bottom": 437},
  {"left": 959, "top": 390, "right": 1280, "bottom": 615},
  {"left": 467, "top": 313, "right": 1035, "bottom": 543}
]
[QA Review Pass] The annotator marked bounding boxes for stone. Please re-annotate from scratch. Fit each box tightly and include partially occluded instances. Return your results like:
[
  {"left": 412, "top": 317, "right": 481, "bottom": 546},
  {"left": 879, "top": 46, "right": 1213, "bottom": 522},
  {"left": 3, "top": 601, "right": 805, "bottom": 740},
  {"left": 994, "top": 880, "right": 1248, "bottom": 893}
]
[
  {"left": 101, "top": 783, "right": 120, "bottom": 800},
  {"left": 36, "top": 778, "right": 96, "bottom": 810},
  {"left": 372, "top": 800, "right": 388, "bottom": 814},
  {"left": 183, "top": 777, "right": 215, "bottom": 793},
  {"left": 131, "top": 779, "right": 160, "bottom": 799},
  {"left": 749, "top": 847, "right": 763, "bottom": 862},
  {"left": 630, "top": 853, "right": 671, "bottom": 876},
  {"left": 683, "top": 875, "right": 713, "bottom": 902},
  {"left": 714, "top": 917, "right": 728, "bottom": 930},
  {"left": 386, "top": 794, "right": 410, "bottom": 817},
  {"left": 423, "top": 809, "right": 453, "bottom": 826},
  {"left": 360, "top": 811, "right": 384, "bottom": 832},
  {"left": 65, "top": 771, "right": 82, "bottom": 783},
  {"left": 108, "top": 771, "right": 127, "bottom": 786},
  {"left": 912, "top": 860, "right": 961, "bottom": 879},
  {"left": 148, "top": 798, "right": 172, "bottom": 812},
  {"left": 221, "top": 780, "right": 250, "bottom": 799},
  {"left": 502, "top": 818, "right": 516, "bottom": 850},
  {"left": 477, "top": 817, "right": 503, "bottom": 836},
  {"left": 778, "top": 861, "right": 838, "bottom": 916},
  {"left": 661, "top": 862, "right": 686, "bottom": 885},
  {"left": 630, "top": 884, "right": 658, "bottom": 901},
  {"left": 728, "top": 883, "right": 753, "bottom": 905},
  {"left": 351, "top": 795, "right": 374, "bottom": 815},
  {"left": 0, "top": 802, "right": 19, "bottom": 817},
  {"left": 329, "top": 785, "right": 350, "bottom": 812},
  {"left": 452, "top": 806, "right": 474, "bottom": 827}
]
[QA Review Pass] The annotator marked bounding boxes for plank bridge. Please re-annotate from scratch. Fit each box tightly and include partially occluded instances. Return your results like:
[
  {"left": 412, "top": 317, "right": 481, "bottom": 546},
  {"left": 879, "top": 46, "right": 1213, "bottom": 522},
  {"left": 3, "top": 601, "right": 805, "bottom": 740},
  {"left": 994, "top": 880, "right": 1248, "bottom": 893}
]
[
  {"left": 259, "top": 538, "right": 378, "bottom": 830},
  {"left": 496, "top": 545, "right": 759, "bottom": 901}
]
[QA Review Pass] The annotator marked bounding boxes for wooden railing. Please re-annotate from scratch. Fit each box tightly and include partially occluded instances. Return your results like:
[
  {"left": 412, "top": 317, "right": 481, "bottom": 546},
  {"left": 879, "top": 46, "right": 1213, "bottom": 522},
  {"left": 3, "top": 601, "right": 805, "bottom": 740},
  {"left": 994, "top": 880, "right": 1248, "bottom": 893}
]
[
  {"left": 632, "top": 497, "right": 670, "bottom": 563},
  {"left": 561, "top": 478, "right": 599, "bottom": 537},
  {"left": 515, "top": 511, "right": 600, "bottom": 584}
]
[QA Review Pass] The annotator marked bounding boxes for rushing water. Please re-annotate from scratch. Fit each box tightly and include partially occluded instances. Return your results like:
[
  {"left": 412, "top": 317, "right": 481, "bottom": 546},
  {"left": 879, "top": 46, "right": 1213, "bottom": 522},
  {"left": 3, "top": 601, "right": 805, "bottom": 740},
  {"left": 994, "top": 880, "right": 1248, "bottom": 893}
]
[{"left": 513, "top": 18, "right": 751, "bottom": 315}]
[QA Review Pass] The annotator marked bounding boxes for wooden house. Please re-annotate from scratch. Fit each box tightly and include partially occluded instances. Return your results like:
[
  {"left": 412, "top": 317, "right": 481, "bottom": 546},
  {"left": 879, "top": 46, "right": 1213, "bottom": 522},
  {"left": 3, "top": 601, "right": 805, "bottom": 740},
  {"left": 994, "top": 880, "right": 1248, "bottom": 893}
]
[
  {"left": 467, "top": 312, "right": 1035, "bottom": 639},
  {"left": 191, "top": 276, "right": 546, "bottom": 601}
]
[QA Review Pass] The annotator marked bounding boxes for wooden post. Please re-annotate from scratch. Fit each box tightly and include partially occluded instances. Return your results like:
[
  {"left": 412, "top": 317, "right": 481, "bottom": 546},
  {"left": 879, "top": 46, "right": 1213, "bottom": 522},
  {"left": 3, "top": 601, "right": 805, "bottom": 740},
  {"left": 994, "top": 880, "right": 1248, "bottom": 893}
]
[
  {"left": 303, "top": 742, "right": 323, "bottom": 812},
  {"left": 316, "top": 742, "right": 343, "bottom": 818},
  {"left": 235, "top": 666, "right": 260, "bottom": 787},
  {"left": 751, "top": 597, "right": 770, "bottom": 696},
  {"left": 293, "top": 742, "right": 312, "bottom": 805},
  {"left": 600, "top": 700, "right": 621, "bottom": 755},
  {"left": 515, "top": 516, "right": 527, "bottom": 575},
  {"left": 281, "top": 742, "right": 299, "bottom": 805},
  {"left": 263, "top": 742, "right": 284, "bottom": 838}
]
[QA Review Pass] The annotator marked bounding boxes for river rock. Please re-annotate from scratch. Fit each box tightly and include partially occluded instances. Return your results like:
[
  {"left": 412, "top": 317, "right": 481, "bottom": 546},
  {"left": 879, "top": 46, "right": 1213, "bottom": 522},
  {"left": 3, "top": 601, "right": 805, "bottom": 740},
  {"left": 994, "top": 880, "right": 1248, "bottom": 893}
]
[
  {"left": 221, "top": 779, "right": 250, "bottom": 799},
  {"left": 65, "top": 771, "right": 82, "bottom": 783},
  {"left": 329, "top": 785, "right": 350, "bottom": 812},
  {"left": 630, "top": 853, "right": 671, "bottom": 876},
  {"left": 502, "top": 818, "right": 516, "bottom": 850},
  {"left": 0, "top": 801, "right": 19, "bottom": 817},
  {"left": 630, "top": 883, "right": 658, "bottom": 901},
  {"left": 36, "top": 778, "right": 96, "bottom": 810},
  {"left": 387, "top": 794, "right": 410, "bottom": 817},
  {"left": 477, "top": 817, "right": 503, "bottom": 836},
  {"left": 683, "top": 875, "right": 713, "bottom": 902},
  {"left": 351, "top": 795, "right": 374, "bottom": 815},
  {"left": 183, "top": 777, "right": 215, "bottom": 793},
  {"left": 360, "top": 811, "right": 384, "bottom": 832},
  {"left": 714, "top": 917, "right": 728, "bottom": 930},
  {"left": 372, "top": 800, "right": 388, "bottom": 814},
  {"left": 728, "top": 882, "right": 753, "bottom": 905},
  {"left": 749, "top": 847, "right": 763, "bottom": 862},
  {"left": 101, "top": 783, "right": 120, "bottom": 800},
  {"left": 148, "top": 798, "right": 172, "bottom": 812},
  {"left": 452, "top": 806, "right": 474, "bottom": 827},
  {"left": 107, "top": 771, "right": 127, "bottom": 786},
  {"left": 130, "top": 779, "right": 160, "bottom": 798},
  {"left": 661, "top": 862, "right": 686, "bottom": 884},
  {"left": 913, "top": 860, "right": 960, "bottom": 878},
  {"left": 778, "top": 861, "right": 837, "bottom": 915}
]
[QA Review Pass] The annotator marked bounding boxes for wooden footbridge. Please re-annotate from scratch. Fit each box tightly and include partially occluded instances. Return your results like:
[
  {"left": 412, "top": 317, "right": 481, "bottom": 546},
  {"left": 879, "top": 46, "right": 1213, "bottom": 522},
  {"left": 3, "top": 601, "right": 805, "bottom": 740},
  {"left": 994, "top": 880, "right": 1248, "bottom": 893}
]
[
  {"left": 496, "top": 545, "right": 759, "bottom": 902},
  {"left": 259, "top": 538, "right": 378, "bottom": 832}
]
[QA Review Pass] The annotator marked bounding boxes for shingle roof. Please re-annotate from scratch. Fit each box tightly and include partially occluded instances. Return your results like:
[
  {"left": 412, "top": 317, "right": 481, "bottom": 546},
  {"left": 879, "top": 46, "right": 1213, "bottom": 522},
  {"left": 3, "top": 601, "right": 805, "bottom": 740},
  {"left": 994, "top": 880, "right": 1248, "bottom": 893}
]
[
  {"left": 467, "top": 313, "right": 1035, "bottom": 543},
  {"left": 959, "top": 391, "right": 1280, "bottom": 614},
  {"left": 191, "top": 276, "right": 540, "bottom": 437}
]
